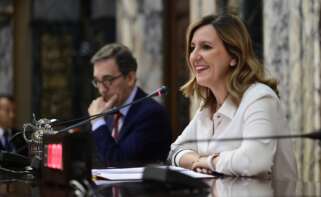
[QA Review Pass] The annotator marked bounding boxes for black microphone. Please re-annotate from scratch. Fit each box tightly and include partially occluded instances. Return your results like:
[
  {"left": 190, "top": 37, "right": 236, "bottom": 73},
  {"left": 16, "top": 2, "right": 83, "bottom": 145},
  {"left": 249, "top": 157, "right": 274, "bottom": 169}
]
[
  {"left": 52, "top": 86, "right": 168, "bottom": 127},
  {"left": 149, "top": 85, "right": 168, "bottom": 97},
  {"left": 180, "top": 130, "right": 321, "bottom": 144},
  {"left": 58, "top": 86, "right": 168, "bottom": 133}
]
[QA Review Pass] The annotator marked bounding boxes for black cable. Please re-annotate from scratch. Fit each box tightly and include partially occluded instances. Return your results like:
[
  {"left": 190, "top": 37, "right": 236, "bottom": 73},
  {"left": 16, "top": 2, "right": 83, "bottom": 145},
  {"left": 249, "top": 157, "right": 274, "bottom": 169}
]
[
  {"left": 70, "top": 179, "right": 101, "bottom": 197},
  {"left": 9, "top": 131, "right": 23, "bottom": 143},
  {"left": 0, "top": 166, "right": 31, "bottom": 175}
]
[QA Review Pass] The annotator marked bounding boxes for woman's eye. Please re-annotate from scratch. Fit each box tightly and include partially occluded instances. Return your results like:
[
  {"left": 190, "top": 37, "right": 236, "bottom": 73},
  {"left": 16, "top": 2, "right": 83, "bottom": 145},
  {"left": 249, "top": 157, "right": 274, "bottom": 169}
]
[{"left": 202, "top": 44, "right": 212, "bottom": 50}]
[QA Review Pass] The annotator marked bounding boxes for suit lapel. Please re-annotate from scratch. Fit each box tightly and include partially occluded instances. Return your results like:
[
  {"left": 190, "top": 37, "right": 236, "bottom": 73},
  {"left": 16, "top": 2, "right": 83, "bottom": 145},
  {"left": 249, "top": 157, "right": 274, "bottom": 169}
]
[
  {"left": 104, "top": 114, "right": 114, "bottom": 131},
  {"left": 0, "top": 142, "right": 4, "bottom": 151},
  {"left": 118, "top": 88, "right": 147, "bottom": 140}
]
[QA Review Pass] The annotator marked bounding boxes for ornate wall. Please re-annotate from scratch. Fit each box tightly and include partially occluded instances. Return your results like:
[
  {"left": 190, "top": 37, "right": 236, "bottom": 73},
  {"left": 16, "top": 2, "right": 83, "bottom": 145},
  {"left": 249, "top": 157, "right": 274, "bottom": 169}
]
[
  {"left": 264, "top": 0, "right": 321, "bottom": 181},
  {"left": 116, "top": 0, "right": 163, "bottom": 97},
  {"left": 190, "top": 0, "right": 216, "bottom": 23},
  {"left": 0, "top": 1, "right": 13, "bottom": 95}
]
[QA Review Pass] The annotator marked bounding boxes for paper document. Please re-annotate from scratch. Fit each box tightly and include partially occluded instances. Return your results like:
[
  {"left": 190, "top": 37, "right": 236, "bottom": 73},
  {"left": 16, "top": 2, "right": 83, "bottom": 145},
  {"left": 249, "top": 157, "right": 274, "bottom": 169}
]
[
  {"left": 92, "top": 167, "right": 144, "bottom": 180},
  {"left": 92, "top": 166, "right": 214, "bottom": 181}
]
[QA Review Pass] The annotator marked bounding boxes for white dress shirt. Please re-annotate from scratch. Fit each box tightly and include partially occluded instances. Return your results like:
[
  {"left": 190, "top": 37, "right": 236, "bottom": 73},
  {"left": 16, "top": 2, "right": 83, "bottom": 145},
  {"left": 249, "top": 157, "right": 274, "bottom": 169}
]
[
  {"left": 0, "top": 127, "right": 6, "bottom": 147},
  {"left": 169, "top": 83, "right": 297, "bottom": 180}
]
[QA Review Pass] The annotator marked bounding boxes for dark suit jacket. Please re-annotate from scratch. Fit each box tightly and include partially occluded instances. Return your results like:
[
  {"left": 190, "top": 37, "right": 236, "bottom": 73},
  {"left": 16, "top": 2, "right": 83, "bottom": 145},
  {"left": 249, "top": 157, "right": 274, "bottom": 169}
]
[
  {"left": 10, "top": 128, "right": 28, "bottom": 156},
  {"left": 0, "top": 128, "right": 15, "bottom": 152},
  {"left": 92, "top": 88, "right": 172, "bottom": 166}
]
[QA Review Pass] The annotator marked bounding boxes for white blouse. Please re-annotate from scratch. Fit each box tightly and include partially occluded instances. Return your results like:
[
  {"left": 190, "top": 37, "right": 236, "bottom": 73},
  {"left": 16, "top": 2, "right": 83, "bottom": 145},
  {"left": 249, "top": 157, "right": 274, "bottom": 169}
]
[{"left": 169, "top": 83, "right": 297, "bottom": 180}]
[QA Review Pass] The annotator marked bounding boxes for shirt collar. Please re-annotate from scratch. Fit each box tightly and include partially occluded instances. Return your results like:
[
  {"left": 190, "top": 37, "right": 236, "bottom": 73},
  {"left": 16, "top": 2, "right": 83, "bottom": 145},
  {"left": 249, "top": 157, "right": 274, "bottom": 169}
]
[
  {"left": 216, "top": 96, "right": 237, "bottom": 119},
  {"left": 119, "top": 86, "right": 138, "bottom": 117},
  {"left": 0, "top": 128, "right": 4, "bottom": 137}
]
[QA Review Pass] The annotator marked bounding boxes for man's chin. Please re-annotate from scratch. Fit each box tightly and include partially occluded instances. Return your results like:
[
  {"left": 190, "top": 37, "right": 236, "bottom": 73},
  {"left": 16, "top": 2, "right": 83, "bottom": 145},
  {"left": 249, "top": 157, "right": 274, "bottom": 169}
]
[{"left": 102, "top": 96, "right": 111, "bottom": 102}]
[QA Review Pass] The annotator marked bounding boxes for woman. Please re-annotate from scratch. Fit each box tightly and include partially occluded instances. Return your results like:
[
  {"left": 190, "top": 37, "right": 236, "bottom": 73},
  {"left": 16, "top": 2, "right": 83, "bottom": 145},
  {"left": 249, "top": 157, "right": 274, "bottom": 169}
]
[{"left": 168, "top": 14, "right": 297, "bottom": 180}]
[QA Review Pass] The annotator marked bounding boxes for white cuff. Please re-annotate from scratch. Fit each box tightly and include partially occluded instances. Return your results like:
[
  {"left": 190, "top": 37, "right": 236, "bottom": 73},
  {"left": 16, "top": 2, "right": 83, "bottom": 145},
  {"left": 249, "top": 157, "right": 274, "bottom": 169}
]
[
  {"left": 174, "top": 150, "right": 194, "bottom": 166},
  {"left": 91, "top": 117, "right": 106, "bottom": 131},
  {"left": 207, "top": 153, "right": 219, "bottom": 171}
]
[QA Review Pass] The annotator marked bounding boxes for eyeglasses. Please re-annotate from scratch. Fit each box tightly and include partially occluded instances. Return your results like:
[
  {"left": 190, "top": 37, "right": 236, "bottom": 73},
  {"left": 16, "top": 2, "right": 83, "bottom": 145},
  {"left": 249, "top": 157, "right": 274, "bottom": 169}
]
[{"left": 91, "top": 74, "right": 123, "bottom": 88}]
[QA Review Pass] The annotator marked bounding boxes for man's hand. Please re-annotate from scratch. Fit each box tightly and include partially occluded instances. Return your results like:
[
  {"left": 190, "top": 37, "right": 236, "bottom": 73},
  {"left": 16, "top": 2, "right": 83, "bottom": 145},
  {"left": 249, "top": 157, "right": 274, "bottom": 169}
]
[{"left": 88, "top": 95, "right": 118, "bottom": 116}]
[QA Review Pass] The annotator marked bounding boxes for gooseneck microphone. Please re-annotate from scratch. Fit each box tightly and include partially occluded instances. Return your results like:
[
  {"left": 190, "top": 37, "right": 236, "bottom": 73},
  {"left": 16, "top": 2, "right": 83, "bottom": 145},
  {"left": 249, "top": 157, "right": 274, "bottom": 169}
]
[
  {"left": 57, "top": 86, "right": 168, "bottom": 133},
  {"left": 179, "top": 130, "right": 321, "bottom": 145}
]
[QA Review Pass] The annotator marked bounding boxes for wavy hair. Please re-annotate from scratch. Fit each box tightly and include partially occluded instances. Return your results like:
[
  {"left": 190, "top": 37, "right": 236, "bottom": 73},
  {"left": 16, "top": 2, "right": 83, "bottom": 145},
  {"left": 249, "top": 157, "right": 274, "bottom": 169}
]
[{"left": 181, "top": 14, "right": 278, "bottom": 109}]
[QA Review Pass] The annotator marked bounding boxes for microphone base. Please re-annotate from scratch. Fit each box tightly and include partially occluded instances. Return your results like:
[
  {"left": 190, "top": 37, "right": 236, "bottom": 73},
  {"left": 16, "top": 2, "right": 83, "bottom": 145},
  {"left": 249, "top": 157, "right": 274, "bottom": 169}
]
[{"left": 143, "top": 166, "right": 209, "bottom": 189}]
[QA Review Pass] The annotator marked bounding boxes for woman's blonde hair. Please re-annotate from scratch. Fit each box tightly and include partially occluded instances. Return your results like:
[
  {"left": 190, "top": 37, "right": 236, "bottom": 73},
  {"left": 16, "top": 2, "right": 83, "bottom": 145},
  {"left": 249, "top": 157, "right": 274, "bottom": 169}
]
[{"left": 181, "top": 14, "right": 278, "bottom": 109}]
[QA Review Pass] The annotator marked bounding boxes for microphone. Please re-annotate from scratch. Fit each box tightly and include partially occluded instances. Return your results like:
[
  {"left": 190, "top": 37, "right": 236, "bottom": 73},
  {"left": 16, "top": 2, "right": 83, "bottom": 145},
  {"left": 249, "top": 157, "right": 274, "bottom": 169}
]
[
  {"left": 149, "top": 85, "right": 168, "bottom": 97},
  {"left": 58, "top": 86, "right": 168, "bottom": 133},
  {"left": 180, "top": 130, "right": 321, "bottom": 144},
  {"left": 52, "top": 86, "right": 168, "bottom": 128}
]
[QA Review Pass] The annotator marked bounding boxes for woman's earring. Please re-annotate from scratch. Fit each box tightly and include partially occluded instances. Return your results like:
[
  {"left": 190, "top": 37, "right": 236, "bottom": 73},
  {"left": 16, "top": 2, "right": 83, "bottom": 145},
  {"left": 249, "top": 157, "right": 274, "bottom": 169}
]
[{"left": 230, "top": 59, "right": 236, "bottom": 67}]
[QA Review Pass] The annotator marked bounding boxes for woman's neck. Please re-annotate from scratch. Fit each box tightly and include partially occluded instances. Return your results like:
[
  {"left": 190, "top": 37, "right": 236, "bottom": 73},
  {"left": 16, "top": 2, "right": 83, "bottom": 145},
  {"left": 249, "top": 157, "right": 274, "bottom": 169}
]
[{"left": 209, "top": 84, "right": 228, "bottom": 110}]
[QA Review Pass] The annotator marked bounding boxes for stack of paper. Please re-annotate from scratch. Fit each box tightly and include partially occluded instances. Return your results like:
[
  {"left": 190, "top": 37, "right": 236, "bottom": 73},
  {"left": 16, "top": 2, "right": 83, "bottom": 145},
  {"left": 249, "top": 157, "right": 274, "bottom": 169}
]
[{"left": 92, "top": 166, "right": 214, "bottom": 181}]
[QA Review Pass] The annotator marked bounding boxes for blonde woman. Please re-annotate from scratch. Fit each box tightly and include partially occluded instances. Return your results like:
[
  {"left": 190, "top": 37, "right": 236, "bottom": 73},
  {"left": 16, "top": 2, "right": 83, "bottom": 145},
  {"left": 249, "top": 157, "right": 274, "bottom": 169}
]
[{"left": 168, "top": 14, "right": 297, "bottom": 180}]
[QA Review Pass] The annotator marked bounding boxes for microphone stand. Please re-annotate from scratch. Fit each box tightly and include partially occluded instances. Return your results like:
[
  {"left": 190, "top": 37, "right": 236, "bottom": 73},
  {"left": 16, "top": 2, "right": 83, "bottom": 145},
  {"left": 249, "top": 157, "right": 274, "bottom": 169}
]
[
  {"left": 180, "top": 130, "right": 321, "bottom": 146},
  {"left": 58, "top": 86, "right": 168, "bottom": 133}
]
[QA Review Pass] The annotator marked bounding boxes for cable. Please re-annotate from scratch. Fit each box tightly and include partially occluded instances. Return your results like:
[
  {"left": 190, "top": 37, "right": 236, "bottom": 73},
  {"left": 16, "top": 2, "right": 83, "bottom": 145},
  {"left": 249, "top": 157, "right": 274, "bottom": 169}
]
[
  {"left": 9, "top": 131, "right": 23, "bottom": 143},
  {"left": 0, "top": 166, "right": 31, "bottom": 175},
  {"left": 69, "top": 179, "right": 101, "bottom": 197},
  {"left": 70, "top": 179, "right": 87, "bottom": 197},
  {"left": 0, "top": 166, "right": 35, "bottom": 183}
]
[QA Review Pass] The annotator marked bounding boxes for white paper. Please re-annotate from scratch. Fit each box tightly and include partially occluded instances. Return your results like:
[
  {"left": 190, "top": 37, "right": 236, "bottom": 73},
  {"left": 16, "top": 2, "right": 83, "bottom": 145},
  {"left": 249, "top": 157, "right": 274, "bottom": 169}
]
[{"left": 92, "top": 166, "right": 214, "bottom": 181}]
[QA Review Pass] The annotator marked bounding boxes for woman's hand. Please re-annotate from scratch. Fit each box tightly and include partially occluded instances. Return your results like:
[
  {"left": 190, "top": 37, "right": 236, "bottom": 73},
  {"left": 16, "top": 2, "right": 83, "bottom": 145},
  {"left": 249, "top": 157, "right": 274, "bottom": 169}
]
[{"left": 191, "top": 157, "right": 213, "bottom": 174}]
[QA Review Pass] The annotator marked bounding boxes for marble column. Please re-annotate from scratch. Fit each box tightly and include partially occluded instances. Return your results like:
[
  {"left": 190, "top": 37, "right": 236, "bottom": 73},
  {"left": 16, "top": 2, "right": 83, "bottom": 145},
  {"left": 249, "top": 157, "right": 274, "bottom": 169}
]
[
  {"left": 299, "top": 0, "right": 321, "bottom": 182},
  {"left": 116, "top": 0, "right": 163, "bottom": 99},
  {"left": 263, "top": 0, "right": 290, "bottom": 114},
  {"left": 0, "top": 1, "right": 13, "bottom": 95},
  {"left": 0, "top": 21, "right": 13, "bottom": 94},
  {"left": 264, "top": 0, "right": 321, "bottom": 181},
  {"left": 190, "top": 0, "right": 216, "bottom": 23}
]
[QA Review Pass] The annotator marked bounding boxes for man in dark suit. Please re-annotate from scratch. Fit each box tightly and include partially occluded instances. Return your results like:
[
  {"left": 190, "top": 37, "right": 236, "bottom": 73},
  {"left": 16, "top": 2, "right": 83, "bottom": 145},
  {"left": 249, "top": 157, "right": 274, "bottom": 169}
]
[
  {"left": 88, "top": 43, "right": 172, "bottom": 166},
  {"left": 0, "top": 95, "right": 27, "bottom": 155}
]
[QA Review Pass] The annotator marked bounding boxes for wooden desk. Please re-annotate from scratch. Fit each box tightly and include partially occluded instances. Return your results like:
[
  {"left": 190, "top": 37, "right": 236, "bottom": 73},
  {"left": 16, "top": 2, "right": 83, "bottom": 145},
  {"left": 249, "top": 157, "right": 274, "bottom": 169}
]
[{"left": 0, "top": 174, "right": 320, "bottom": 197}]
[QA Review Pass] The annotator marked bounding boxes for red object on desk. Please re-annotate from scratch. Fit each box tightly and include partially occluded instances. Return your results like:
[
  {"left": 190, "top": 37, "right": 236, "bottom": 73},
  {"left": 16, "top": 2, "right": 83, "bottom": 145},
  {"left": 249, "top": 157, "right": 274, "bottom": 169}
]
[{"left": 46, "top": 144, "right": 63, "bottom": 170}]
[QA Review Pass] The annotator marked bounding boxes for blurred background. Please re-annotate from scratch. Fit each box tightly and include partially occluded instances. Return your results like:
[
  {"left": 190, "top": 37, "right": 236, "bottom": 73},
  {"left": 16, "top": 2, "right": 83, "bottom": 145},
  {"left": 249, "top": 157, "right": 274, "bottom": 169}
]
[{"left": 0, "top": 0, "right": 320, "bottom": 182}]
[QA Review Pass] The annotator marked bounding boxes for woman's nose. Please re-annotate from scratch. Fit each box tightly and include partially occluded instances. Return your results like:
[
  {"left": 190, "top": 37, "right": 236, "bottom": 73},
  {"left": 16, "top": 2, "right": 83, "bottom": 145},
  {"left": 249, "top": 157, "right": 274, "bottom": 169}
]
[{"left": 190, "top": 49, "right": 201, "bottom": 62}]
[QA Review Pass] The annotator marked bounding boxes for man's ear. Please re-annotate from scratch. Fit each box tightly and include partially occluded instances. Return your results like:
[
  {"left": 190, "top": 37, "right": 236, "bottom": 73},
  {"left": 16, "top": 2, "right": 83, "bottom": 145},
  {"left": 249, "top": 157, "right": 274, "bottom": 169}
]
[{"left": 126, "top": 71, "right": 137, "bottom": 87}]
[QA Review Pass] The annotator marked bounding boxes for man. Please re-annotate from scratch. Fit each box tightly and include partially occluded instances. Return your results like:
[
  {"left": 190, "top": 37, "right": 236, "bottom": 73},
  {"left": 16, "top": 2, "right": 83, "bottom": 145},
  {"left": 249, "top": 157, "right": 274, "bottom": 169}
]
[
  {"left": 88, "top": 43, "right": 171, "bottom": 166},
  {"left": 0, "top": 95, "right": 19, "bottom": 153}
]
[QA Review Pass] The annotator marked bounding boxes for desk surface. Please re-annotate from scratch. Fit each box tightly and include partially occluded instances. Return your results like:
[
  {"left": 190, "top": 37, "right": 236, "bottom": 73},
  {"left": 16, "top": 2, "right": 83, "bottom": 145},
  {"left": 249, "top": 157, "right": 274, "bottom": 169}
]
[{"left": 0, "top": 175, "right": 320, "bottom": 197}]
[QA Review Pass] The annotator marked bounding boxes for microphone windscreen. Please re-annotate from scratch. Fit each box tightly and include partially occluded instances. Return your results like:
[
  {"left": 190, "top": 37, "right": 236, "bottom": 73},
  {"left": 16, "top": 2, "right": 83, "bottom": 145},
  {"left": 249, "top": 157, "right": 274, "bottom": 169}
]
[
  {"left": 157, "top": 86, "right": 168, "bottom": 96},
  {"left": 150, "top": 86, "right": 168, "bottom": 97}
]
